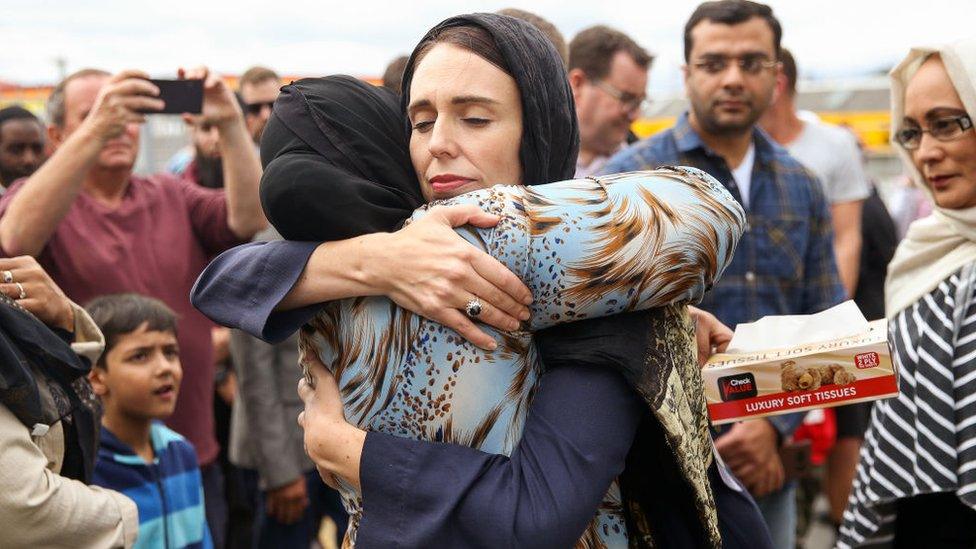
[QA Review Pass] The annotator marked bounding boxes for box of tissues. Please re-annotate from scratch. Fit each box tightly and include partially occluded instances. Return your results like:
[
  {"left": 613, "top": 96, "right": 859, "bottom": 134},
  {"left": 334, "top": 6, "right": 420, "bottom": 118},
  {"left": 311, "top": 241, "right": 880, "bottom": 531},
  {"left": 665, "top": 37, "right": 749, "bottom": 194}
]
[{"left": 702, "top": 301, "right": 898, "bottom": 425}]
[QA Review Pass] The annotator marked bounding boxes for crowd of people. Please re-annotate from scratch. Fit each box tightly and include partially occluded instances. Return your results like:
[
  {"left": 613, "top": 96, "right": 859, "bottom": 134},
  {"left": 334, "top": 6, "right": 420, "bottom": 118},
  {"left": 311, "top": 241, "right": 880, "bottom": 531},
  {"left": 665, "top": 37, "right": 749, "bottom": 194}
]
[{"left": 0, "top": 1, "right": 974, "bottom": 548}]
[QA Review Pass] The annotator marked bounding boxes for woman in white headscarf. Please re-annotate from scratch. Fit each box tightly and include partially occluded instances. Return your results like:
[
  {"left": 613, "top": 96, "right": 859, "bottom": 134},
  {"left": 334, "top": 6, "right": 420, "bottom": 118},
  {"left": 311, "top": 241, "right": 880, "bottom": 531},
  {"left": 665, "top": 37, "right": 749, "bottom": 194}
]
[{"left": 838, "top": 37, "right": 976, "bottom": 548}]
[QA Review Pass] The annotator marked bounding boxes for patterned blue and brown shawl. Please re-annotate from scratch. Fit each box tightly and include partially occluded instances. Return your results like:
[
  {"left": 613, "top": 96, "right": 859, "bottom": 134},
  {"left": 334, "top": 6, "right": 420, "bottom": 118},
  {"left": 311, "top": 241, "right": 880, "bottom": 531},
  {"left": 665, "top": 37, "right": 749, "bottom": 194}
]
[{"left": 300, "top": 167, "right": 745, "bottom": 547}]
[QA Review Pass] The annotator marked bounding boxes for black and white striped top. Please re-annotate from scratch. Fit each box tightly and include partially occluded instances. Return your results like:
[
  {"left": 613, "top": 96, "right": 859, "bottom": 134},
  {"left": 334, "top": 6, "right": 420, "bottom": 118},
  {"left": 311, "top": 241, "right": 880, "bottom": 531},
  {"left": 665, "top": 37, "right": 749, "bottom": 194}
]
[{"left": 839, "top": 262, "right": 976, "bottom": 547}]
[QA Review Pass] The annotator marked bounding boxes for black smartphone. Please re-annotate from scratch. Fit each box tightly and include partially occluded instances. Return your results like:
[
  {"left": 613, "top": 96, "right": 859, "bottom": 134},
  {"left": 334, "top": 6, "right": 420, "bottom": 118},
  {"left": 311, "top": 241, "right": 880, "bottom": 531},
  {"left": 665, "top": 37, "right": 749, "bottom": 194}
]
[{"left": 147, "top": 79, "right": 203, "bottom": 114}]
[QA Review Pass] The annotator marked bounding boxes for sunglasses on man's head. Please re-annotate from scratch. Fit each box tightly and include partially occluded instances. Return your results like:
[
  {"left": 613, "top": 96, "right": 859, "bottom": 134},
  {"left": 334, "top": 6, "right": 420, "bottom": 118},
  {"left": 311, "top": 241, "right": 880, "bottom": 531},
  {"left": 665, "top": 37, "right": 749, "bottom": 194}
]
[{"left": 244, "top": 101, "right": 275, "bottom": 115}]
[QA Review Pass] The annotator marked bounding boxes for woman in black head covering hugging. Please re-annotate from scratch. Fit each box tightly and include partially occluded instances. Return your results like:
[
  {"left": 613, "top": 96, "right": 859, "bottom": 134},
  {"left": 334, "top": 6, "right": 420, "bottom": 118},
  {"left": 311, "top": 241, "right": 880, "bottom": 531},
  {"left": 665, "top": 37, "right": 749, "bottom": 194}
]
[{"left": 195, "top": 13, "right": 771, "bottom": 548}]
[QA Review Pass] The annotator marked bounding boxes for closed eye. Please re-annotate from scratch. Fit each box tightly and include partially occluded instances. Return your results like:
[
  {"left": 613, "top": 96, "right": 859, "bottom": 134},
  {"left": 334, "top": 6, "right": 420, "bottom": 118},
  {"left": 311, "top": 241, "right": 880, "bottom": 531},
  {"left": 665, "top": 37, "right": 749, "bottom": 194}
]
[
  {"left": 463, "top": 118, "right": 490, "bottom": 127},
  {"left": 412, "top": 120, "right": 435, "bottom": 132}
]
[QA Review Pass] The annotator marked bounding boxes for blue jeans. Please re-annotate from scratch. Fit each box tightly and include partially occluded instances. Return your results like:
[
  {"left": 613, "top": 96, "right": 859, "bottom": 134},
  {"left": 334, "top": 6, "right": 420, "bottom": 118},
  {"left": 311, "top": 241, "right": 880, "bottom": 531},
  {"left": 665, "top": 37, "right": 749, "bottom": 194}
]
[
  {"left": 755, "top": 481, "right": 797, "bottom": 549},
  {"left": 243, "top": 469, "right": 348, "bottom": 549}
]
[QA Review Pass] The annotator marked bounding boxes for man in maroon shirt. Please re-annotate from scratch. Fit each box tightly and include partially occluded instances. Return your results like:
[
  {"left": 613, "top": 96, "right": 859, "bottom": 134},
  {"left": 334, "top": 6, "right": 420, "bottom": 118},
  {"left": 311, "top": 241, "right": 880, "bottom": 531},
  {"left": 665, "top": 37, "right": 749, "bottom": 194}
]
[{"left": 0, "top": 66, "right": 265, "bottom": 547}]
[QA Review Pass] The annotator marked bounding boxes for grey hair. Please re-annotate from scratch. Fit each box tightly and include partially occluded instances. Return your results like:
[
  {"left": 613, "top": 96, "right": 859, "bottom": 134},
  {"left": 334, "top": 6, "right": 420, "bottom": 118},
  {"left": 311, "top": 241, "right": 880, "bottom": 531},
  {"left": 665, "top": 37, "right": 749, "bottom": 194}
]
[{"left": 47, "top": 68, "right": 110, "bottom": 127}]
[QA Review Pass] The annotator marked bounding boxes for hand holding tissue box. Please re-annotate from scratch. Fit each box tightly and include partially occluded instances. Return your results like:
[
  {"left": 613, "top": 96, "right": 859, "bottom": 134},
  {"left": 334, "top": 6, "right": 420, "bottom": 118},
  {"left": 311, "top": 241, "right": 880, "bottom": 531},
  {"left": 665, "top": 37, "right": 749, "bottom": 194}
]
[{"left": 703, "top": 301, "right": 898, "bottom": 425}]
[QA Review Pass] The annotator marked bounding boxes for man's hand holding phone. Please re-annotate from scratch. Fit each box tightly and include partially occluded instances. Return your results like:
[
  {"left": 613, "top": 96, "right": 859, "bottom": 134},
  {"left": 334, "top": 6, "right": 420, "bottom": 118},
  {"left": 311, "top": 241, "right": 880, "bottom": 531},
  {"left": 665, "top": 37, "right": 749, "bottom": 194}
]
[
  {"left": 81, "top": 70, "right": 164, "bottom": 143},
  {"left": 179, "top": 66, "right": 244, "bottom": 131}
]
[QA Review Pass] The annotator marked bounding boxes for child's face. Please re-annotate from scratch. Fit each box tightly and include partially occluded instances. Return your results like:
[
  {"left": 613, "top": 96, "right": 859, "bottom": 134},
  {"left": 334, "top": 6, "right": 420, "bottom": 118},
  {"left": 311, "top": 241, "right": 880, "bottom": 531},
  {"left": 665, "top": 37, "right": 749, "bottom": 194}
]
[{"left": 90, "top": 323, "right": 182, "bottom": 420}]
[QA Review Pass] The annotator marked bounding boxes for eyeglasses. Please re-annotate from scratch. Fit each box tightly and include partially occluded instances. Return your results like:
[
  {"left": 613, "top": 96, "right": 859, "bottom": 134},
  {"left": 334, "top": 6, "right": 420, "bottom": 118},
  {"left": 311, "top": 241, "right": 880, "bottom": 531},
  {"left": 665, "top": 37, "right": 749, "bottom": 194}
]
[
  {"left": 895, "top": 114, "right": 974, "bottom": 150},
  {"left": 691, "top": 54, "right": 779, "bottom": 76},
  {"left": 593, "top": 80, "right": 648, "bottom": 113},
  {"left": 244, "top": 101, "right": 275, "bottom": 115}
]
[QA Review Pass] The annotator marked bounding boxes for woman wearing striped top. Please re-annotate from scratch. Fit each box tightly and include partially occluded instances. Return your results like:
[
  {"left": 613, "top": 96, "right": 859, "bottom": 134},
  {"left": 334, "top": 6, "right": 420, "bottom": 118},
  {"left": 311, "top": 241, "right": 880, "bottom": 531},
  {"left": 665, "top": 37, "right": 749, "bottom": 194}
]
[{"left": 839, "top": 37, "right": 976, "bottom": 548}]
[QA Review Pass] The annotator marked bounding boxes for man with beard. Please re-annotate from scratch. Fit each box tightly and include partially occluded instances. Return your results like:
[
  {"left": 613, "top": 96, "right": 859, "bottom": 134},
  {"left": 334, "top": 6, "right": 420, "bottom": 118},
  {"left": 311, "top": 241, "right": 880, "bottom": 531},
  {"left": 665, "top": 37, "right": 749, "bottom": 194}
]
[
  {"left": 602, "top": 2, "right": 844, "bottom": 547},
  {"left": 568, "top": 25, "right": 652, "bottom": 177},
  {"left": 176, "top": 116, "right": 226, "bottom": 189},
  {"left": 0, "top": 106, "right": 46, "bottom": 189}
]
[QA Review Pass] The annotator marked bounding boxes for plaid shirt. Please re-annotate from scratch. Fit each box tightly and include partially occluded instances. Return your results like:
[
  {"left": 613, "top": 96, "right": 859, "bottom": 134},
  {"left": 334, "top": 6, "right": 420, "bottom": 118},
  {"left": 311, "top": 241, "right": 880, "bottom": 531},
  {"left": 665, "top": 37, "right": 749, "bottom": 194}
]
[{"left": 602, "top": 113, "right": 845, "bottom": 438}]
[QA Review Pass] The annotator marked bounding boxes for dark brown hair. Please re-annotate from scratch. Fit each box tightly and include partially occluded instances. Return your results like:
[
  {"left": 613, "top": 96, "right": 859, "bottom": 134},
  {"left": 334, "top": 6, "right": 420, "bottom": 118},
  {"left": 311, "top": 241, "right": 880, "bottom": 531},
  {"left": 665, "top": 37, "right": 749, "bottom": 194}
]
[
  {"left": 780, "top": 47, "right": 797, "bottom": 95},
  {"left": 47, "top": 68, "right": 111, "bottom": 128},
  {"left": 569, "top": 25, "right": 652, "bottom": 80},
  {"left": 85, "top": 293, "right": 178, "bottom": 368},
  {"left": 684, "top": 0, "right": 782, "bottom": 62},
  {"left": 411, "top": 25, "right": 512, "bottom": 78}
]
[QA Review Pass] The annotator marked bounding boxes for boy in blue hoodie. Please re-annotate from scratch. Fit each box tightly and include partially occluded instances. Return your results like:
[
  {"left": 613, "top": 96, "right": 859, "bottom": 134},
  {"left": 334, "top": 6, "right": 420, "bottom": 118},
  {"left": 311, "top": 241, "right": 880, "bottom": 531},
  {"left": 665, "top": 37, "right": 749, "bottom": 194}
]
[{"left": 87, "top": 294, "right": 213, "bottom": 549}]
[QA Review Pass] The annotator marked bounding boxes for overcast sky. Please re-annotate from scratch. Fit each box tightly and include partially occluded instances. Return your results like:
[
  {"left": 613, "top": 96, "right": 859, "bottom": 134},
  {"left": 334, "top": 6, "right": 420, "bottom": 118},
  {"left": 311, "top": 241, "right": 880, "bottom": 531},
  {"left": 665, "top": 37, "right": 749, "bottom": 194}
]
[{"left": 2, "top": 0, "right": 972, "bottom": 96}]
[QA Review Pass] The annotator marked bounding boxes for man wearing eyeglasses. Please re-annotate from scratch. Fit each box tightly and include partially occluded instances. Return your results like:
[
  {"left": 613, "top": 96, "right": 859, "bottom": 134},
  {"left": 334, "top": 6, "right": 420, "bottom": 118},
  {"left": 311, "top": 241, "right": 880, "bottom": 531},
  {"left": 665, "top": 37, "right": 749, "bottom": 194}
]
[
  {"left": 568, "top": 26, "right": 652, "bottom": 177},
  {"left": 602, "top": 2, "right": 845, "bottom": 547},
  {"left": 239, "top": 66, "right": 281, "bottom": 145}
]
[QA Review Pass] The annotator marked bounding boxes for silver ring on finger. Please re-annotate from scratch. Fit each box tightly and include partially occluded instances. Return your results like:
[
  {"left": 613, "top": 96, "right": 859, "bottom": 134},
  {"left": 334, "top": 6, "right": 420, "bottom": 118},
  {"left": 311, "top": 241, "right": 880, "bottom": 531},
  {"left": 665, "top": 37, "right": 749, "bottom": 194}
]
[
  {"left": 465, "top": 298, "right": 483, "bottom": 318},
  {"left": 14, "top": 282, "right": 25, "bottom": 300},
  {"left": 2, "top": 270, "right": 12, "bottom": 284}
]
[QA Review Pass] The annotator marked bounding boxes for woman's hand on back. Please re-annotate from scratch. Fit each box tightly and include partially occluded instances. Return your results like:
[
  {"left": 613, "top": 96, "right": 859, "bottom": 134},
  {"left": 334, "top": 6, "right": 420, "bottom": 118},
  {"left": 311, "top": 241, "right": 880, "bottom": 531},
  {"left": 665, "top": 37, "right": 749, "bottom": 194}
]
[
  {"left": 297, "top": 354, "right": 365, "bottom": 491},
  {"left": 365, "top": 204, "right": 533, "bottom": 350}
]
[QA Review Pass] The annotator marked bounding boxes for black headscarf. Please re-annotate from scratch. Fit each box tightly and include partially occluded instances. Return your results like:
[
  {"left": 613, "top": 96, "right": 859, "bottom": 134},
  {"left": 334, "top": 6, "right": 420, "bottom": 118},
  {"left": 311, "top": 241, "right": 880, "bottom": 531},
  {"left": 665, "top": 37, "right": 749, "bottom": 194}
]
[
  {"left": 259, "top": 76, "right": 423, "bottom": 241},
  {"left": 0, "top": 294, "right": 99, "bottom": 482},
  {"left": 399, "top": 13, "right": 579, "bottom": 185}
]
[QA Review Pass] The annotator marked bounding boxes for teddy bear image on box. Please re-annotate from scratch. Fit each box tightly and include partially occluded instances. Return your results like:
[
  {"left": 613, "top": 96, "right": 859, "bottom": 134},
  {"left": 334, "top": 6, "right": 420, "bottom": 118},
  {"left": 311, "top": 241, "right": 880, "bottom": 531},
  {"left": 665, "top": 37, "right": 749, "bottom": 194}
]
[{"left": 781, "top": 360, "right": 857, "bottom": 392}]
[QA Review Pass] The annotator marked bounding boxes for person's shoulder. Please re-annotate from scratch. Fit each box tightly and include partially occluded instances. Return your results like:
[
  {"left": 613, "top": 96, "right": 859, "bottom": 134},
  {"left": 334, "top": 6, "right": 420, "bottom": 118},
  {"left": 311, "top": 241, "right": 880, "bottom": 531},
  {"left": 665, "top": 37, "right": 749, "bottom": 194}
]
[
  {"left": 604, "top": 129, "right": 678, "bottom": 173},
  {"left": 1, "top": 177, "right": 29, "bottom": 197},
  {"left": 805, "top": 119, "right": 857, "bottom": 145},
  {"left": 765, "top": 138, "right": 829, "bottom": 199},
  {"left": 766, "top": 134, "right": 814, "bottom": 174},
  {"left": 0, "top": 177, "right": 33, "bottom": 213},
  {"left": 768, "top": 137, "right": 811, "bottom": 173},
  {"left": 166, "top": 146, "right": 195, "bottom": 175},
  {"left": 626, "top": 129, "right": 677, "bottom": 156},
  {"left": 152, "top": 421, "right": 187, "bottom": 443},
  {"left": 151, "top": 421, "right": 197, "bottom": 460}
]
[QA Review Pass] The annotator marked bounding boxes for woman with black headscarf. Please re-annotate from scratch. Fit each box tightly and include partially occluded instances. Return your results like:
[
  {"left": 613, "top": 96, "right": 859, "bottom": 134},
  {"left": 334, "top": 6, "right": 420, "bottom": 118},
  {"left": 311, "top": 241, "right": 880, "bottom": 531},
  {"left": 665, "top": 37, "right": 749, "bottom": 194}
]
[{"left": 194, "top": 13, "right": 770, "bottom": 548}]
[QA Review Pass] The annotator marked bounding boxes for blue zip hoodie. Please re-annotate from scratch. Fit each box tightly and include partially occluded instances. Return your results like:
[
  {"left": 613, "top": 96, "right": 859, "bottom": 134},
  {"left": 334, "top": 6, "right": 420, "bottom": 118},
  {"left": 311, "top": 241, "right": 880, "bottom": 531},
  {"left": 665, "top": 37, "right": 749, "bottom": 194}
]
[{"left": 93, "top": 421, "right": 213, "bottom": 549}]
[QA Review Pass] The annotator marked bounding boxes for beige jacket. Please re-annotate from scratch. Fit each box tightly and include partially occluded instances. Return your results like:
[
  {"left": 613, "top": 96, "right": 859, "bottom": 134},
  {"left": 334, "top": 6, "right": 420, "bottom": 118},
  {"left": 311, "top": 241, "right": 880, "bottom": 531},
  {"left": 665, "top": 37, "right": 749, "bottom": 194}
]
[{"left": 0, "top": 304, "right": 139, "bottom": 548}]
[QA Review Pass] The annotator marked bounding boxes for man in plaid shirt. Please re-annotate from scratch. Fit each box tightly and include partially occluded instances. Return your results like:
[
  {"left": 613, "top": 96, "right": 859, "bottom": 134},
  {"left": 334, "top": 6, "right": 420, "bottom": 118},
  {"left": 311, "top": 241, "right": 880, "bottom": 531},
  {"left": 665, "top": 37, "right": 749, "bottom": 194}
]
[{"left": 601, "top": 2, "right": 844, "bottom": 547}]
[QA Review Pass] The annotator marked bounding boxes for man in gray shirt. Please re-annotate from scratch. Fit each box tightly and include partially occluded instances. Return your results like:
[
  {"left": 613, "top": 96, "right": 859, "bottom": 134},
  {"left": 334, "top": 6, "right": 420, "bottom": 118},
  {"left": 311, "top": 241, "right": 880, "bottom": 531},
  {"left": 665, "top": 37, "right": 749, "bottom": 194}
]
[{"left": 761, "top": 48, "right": 870, "bottom": 298}]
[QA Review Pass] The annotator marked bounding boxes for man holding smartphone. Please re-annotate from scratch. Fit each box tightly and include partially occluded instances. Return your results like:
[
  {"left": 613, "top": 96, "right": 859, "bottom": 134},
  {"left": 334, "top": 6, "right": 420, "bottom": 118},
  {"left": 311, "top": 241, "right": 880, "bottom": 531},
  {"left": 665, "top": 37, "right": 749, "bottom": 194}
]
[{"left": 0, "top": 66, "right": 266, "bottom": 548}]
